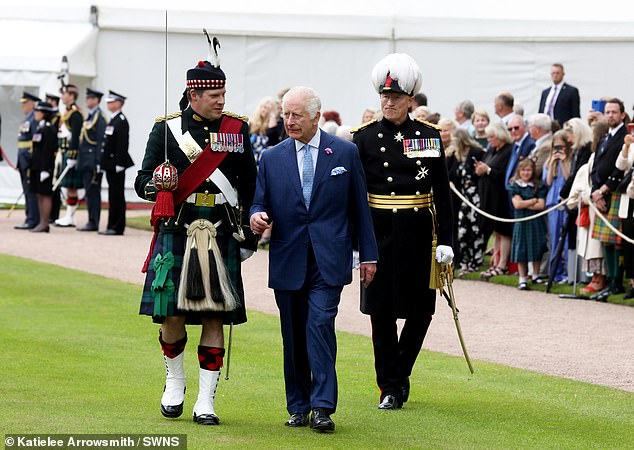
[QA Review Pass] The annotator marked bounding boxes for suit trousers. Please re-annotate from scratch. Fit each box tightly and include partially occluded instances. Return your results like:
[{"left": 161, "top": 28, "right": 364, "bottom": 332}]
[
  {"left": 370, "top": 312, "right": 432, "bottom": 400},
  {"left": 105, "top": 169, "right": 126, "bottom": 233},
  {"left": 274, "top": 244, "right": 343, "bottom": 415},
  {"left": 17, "top": 148, "right": 39, "bottom": 226},
  {"left": 81, "top": 168, "right": 102, "bottom": 226}
]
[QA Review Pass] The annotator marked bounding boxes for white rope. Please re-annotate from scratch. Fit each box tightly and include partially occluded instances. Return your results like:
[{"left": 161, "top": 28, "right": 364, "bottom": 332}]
[
  {"left": 449, "top": 181, "right": 634, "bottom": 245},
  {"left": 449, "top": 182, "right": 567, "bottom": 223}
]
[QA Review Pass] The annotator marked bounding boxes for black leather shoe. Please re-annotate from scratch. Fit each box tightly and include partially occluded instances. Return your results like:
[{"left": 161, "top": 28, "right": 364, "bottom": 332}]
[
  {"left": 98, "top": 229, "right": 123, "bottom": 235},
  {"left": 14, "top": 223, "right": 35, "bottom": 230},
  {"left": 160, "top": 402, "right": 183, "bottom": 419},
  {"left": 77, "top": 223, "right": 98, "bottom": 232},
  {"left": 30, "top": 225, "right": 50, "bottom": 233},
  {"left": 285, "top": 412, "right": 309, "bottom": 427},
  {"left": 193, "top": 412, "right": 220, "bottom": 425},
  {"left": 400, "top": 378, "right": 410, "bottom": 403},
  {"left": 623, "top": 288, "right": 634, "bottom": 300},
  {"left": 378, "top": 394, "right": 403, "bottom": 410},
  {"left": 596, "top": 286, "right": 625, "bottom": 302},
  {"left": 310, "top": 408, "right": 335, "bottom": 432}
]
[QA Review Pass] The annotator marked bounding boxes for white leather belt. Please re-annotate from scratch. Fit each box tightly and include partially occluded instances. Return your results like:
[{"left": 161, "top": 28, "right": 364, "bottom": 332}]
[{"left": 185, "top": 192, "right": 227, "bottom": 207}]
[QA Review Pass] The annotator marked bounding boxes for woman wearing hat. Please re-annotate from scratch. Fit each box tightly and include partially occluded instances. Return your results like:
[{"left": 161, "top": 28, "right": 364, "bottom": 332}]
[{"left": 30, "top": 102, "right": 58, "bottom": 232}]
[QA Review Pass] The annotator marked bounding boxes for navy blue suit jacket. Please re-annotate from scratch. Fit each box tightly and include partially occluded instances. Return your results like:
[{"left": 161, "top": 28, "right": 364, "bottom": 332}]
[
  {"left": 539, "top": 82, "right": 580, "bottom": 125},
  {"left": 250, "top": 130, "right": 378, "bottom": 290}
]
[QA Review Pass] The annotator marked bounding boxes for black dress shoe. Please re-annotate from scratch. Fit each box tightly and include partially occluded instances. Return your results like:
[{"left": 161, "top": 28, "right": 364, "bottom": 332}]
[
  {"left": 193, "top": 412, "right": 219, "bottom": 425},
  {"left": 160, "top": 402, "right": 183, "bottom": 418},
  {"left": 285, "top": 412, "right": 309, "bottom": 427},
  {"left": 310, "top": 408, "right": 335, "bottom": 432},
  {"left": 400, "top": 378, "right": 410, "bottom": 403},
  {"left": 77, "top": 223, "right": 98, "bottom": 232},
  {"left": 14, "top": 223, "right": 35, "bottom": 230},
  {"left": 378, "top": 394, "right": 403, "bottom": 410},
  {"left": 596, "top": 286, "right": 625, "bottom": 302},
  {"left": 98, "top": 229, "right": 123, "bottom": 235},
  {"left": 30, "top": 225, "right": 50, "bottom": 233},
  {"left": 623, "top": 288, "right": 634, "bottom": 300}
]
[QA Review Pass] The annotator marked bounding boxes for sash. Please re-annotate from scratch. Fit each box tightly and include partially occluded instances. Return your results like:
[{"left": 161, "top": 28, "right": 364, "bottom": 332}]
[{"left": 142, "top": 114, "right": 244, "bottom": 273}]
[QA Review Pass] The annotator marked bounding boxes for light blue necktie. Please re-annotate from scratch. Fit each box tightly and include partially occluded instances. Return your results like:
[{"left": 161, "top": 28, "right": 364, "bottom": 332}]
[{"left": 302, "top": 144, "right": 314, "bottom": 209}]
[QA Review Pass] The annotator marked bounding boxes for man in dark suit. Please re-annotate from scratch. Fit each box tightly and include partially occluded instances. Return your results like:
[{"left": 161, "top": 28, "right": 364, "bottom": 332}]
[
  {"left": 250, "top": 86, "right": 378, "bottom": 433},
  {"left": 590, "top": 98, "right": 627, "bottom": 301},
  {"left": 538, "top": 63, "right": 580, "bottom": 126},
  {"left": 353, "top": 53, "right": 454, "bottom": 411},
  {"left": 99, "top": 90, "right": 134, "bottom": 235},
  {"left": 77, "top": 88, "right": 106, "bottom": 231}
]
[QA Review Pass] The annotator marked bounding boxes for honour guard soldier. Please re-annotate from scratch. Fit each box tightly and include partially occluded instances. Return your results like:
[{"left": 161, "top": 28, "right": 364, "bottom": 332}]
[
  {"left": 45, "top": 92, "right": 62, "bottom": 223},
  {"left": 134, "top": 34, "right": 258, "bottom": 425},
  {"left": 29, "top": 102, "right": 59, "bottom": 232},
  {"left": 55, "top": 84, "right": 84, "bottom": 227},
  {"left": 15, "top": 91, "right": 41, "bottom": 230},
  {"left": 77, "top": 88, "right": 106, "bottom": 231},
  {"left": 352, "top": 53, "right": 454, "bottom": 410},
  {"left": 99, "top": 90, "right": 134, "bottom": 235}
]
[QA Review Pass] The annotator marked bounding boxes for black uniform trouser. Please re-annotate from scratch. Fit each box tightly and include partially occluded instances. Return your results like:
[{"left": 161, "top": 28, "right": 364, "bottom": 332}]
[
  {"left": 17, "top": 148, "right": 39, "bottom": 226},
  {"left": 623, "top": 202, "right": 634, "bottom": 280},
  {"left": 370, "top": 313, "right": 432, "bottom": 400},
  {"left": 81, "top": 168, "right": 102, "bottom": 226},
  {"left": 105, "top": 169, "right": 126, "bottom": 233}
]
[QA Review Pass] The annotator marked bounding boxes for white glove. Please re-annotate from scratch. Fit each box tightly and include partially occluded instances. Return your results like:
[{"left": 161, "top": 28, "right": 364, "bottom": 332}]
[
  {"left": 115, "top": 165, "right": 125, "bottom": 173},
  {"left": 436, "top": 245, "right": 454, "bottom": 265},
  {"left": 66, "top": 159, "right": 77, "bottom": 168},
  {"left": 40, "top": 171, "right": 50, "bottom": 182},
  {"left": 240, "top": 249, "right": 254, "bottom": 262},
  {"left": 96, "top": 164, "right": 102, "bottom": 173}
]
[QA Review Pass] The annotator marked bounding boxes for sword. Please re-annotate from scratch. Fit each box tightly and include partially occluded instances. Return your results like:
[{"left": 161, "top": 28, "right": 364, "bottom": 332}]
[
  {"left": 224, "top": 323, "right": 233, "bottom": 380},
  {"left": 439, "top": 264, "right": 475, "bottom": 374},
  {"left": 6, "top": 192, "right": 24, "bottom": 218},
  {"left": 52, "top": 164, "right": 72, "bottom": 192}
]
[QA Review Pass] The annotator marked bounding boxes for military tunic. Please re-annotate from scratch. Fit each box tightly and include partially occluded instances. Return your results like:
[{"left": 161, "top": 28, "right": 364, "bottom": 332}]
[
  {"left": 29, "top": 120, "right": 58, "bottom": 195},
  {"left": 135, "top": 107, "right": 258, "bottom": 325},
  {"left": 353, "top": 117, "right": 452, "bottom": 318},
  {"left": 17, "top": 109, "right": 40, "bottom": 226},
  {"left": 59, "top": 105, "right": 84, "bottom": 188}
]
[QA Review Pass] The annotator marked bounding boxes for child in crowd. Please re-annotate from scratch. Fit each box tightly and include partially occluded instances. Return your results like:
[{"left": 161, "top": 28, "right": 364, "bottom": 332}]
[{"left": 508, "top": 158, "right": 548, "bottom": 290}]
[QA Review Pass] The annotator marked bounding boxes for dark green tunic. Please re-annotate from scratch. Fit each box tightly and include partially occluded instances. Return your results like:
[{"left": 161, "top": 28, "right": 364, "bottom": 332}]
[{"left": 135, "top": 107, "right": 257, "bottom": 325}]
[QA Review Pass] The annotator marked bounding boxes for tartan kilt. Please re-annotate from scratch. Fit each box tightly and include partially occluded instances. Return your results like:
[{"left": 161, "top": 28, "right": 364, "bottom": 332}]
[
  {"left": 511, "top": 213, "right": 547, "bottom": 263},
  {"left": 139, "top": 212, "right": 246, "bottom": 326},
  {"left": 591, "top": 193, "right": 622, "bottom": 245},
  {"left": 60, "top": 152, "right": 83, "bottom": 189}
]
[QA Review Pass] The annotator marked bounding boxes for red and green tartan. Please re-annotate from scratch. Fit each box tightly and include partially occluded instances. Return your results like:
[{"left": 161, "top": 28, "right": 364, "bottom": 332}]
[{"left": 591, "top": 193, "right": 622, "bottom": 245}]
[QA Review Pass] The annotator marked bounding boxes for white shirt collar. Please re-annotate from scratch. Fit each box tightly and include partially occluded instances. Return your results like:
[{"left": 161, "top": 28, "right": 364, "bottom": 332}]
[
  {"left": 552, "top": 81, "right": 563, "bottom": 89},
  {"left": 609, "top": 122, "right": 624, "bottom": 136},
  {"left": 295, "top": 130, "right": 321, "bottom": 152},
  {"left": 515, "top": 179, "right": 534, "bottom": 188}
]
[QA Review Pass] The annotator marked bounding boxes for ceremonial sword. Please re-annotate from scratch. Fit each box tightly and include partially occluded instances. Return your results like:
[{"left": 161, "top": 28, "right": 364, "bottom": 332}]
[{"left": 439, "top": 264, "right": 475, "bottom": 374}]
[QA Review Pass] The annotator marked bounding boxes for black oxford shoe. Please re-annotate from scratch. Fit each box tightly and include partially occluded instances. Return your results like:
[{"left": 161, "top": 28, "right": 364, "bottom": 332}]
[
  {"left": 14, "top": 223, "right": 35, "bottom": 230},
  {"left": 160, "top": 402, "right": 183, "bottom": 419},
  {"left": 193, "top": 412, "right": 219, "bottom": 425},
  {"left": 400, "top": 378, "right": 410, "bottom": 403},
  {"left": 77, "top": 223, "right": 98, "bottom": 232},
  {"left": 285, "top": 412, "right": 309, "bottom": 427},
  {"left": 310, "top": 408, "right": 335, "bottom": 433},
  {"left": 98, "top": 229, "right": 123, "bottom": 235},
  {"left": 378, "top": 394, "right": 403, "bottom": 410}
]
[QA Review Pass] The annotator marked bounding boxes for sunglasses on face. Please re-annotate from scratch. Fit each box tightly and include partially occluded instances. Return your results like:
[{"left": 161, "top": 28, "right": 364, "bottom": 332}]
[{"left": 508, "top": 126, "right": 520, "bottom": 131}]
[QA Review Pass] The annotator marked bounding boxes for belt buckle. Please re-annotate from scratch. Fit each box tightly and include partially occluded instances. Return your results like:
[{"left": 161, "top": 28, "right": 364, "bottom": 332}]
[{"left": 195, "top": 193, "right": 215, "bottom": 207}]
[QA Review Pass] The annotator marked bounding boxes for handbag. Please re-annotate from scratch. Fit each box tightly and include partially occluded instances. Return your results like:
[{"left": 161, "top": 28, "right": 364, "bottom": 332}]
[{"left": 576, "top": 206, "right": 590, "bottom": 227}]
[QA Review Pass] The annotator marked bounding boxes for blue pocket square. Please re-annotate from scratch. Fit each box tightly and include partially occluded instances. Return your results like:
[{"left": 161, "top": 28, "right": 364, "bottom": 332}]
[{"left": 330, "top": 166, "right": 347, "bottom": 176}]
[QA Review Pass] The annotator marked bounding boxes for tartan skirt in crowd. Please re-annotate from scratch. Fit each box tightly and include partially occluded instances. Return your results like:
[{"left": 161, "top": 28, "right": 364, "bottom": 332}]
[
  {"left": 139, "top": 222, "right": 246, "bottom": 326},
  {"left": 511, "top": 211, "right": 548, "bottom": 263},
  {"left": 591, "top": 193, "right": 622, "bottom": 245}
]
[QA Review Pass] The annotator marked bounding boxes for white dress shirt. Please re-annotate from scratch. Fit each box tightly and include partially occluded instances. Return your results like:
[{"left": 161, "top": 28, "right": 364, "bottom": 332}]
[{"left": 295, "top": 131, "right": 320, "bottom": 186}]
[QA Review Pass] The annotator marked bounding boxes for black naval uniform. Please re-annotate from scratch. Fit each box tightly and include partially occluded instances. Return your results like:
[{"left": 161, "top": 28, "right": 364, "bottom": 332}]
[
  {"left": 100, "top": 111, "right": 134, "bottom": 234},
  {"left": 353, "top": 117, "right": 453, "bottom": 404},
  {"left": 17, "top": 109, "right": 40, "bottom": 227},
  {"left": 135, "top": 107, "right": 258, "bottom": 326},
  {"left": 78, "top": 107, "right": 107, "bottom": 228},
  {"left": 30, "top": 119, "right": 58, "bottom": 195},
  {"left": 49, "top": 110, "right": 62, "bottom": 222}
]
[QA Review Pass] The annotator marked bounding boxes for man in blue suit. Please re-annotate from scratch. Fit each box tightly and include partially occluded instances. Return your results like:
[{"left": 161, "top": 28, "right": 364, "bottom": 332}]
[
  {"left": 505, "top": 114, "right": 536, "bottom": 215},
  {"left": 250, "top": 86, "right": 378, "bottom": 433}
]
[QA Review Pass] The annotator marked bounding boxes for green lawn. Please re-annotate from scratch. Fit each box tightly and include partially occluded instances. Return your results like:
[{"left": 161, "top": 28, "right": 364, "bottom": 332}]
[{"left": 1, "top": 254, "right": 632, "bottom": 449}]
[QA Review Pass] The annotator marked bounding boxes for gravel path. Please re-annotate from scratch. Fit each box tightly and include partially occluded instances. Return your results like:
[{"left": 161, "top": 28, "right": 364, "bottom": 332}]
[{"left": 2, "top": 210, "right": 633, "bottom": 392}]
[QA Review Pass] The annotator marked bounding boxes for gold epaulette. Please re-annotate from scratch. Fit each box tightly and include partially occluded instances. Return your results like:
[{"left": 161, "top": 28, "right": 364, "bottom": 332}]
[
  {"left": 350, "top": 119, "right": 378, "bottom": 134},
  {"left": 222, "top": 111, "right": 249, "bottom": 123},
  {"left": 414, "top": 118, "right": 442, "bottom": 131},
  {"left": 155, "top": 111, "right": 182, "bottom": 123}
]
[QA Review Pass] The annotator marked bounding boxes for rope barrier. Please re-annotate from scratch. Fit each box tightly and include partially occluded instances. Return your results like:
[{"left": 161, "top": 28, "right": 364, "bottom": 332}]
[
  {"left": 449, "top": 182, "right": 634, "bottom": 245},
  {"left": 0, "top": 145, "right": 17, "bottom": 170}
]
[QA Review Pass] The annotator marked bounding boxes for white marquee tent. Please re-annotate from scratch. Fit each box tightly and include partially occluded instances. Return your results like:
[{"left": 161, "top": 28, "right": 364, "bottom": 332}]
[{"left": 1, "top": 0, "right": 634, "bottom": 203}]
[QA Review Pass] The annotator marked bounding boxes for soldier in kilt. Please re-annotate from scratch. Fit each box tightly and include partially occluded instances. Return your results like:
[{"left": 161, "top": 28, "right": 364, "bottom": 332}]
[
  {"left": 589, "top": 98, "right": 627, "bottom": 301},
  {"left": 54, "top": 84, "right": 84, "bottom": 227},
  {"left": 352, "top": 53, "right": 454, "bottom": 410},
  {"left": 134, "top": 37, "right": 257, "bottom": 426}
]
